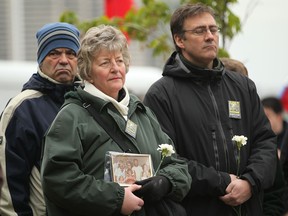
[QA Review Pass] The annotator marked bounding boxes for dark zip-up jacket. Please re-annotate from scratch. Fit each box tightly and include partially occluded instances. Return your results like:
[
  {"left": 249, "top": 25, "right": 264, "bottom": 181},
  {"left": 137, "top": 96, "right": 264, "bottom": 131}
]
[
  {"left": 143, "top": 52, "right": 277, "bottom": 216},
  {"left": 0, "top": 73, "right": 77, "bottom": 216}
]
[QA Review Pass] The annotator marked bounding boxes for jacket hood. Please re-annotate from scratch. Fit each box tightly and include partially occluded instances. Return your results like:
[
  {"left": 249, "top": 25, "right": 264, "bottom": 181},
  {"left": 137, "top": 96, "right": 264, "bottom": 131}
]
[
  {"left": 22, "top": 73, "right": 80, "bottom": 103},
  {"left": 163, "top": 52, "right": 225, "bottom": 81}
]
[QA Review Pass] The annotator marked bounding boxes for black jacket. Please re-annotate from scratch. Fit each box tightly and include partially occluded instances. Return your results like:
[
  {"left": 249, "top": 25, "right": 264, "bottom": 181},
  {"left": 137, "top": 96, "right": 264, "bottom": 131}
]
[{"left": 144, "top": 52, "right": 277, "bottom": 216}]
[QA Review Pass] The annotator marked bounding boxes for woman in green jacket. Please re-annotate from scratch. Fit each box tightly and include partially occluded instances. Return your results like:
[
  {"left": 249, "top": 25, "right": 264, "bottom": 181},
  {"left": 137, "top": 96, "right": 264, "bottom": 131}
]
[{"left": 41, "top": 25, "right": 191, "bottom": 216}]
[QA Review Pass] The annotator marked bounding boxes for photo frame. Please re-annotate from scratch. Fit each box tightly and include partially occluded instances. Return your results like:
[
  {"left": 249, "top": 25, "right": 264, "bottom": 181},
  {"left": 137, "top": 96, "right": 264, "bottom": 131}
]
[{"left": 107, "top": 151, "right": 153, "bottom": 186}]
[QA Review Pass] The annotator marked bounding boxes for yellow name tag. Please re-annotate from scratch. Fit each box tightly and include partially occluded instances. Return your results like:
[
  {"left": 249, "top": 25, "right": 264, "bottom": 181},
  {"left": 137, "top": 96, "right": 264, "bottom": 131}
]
[{"left": 228, "top": 100, "right": 241, "bottom": 119}]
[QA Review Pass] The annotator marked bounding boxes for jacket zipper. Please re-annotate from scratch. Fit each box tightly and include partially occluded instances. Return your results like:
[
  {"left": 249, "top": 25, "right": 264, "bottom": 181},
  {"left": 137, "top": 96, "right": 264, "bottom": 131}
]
[
  {"left": 207, "top": 84, "right": 230, "bottom": 172},
  {"left": 212, "top": 131, "right": 220, "bottom": 170}
]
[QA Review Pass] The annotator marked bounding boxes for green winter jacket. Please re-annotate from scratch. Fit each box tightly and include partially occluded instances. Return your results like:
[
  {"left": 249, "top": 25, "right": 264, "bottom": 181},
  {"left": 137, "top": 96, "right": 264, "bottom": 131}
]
[{"left": 41, "top": 87, "right": 191, "bottom": 216}]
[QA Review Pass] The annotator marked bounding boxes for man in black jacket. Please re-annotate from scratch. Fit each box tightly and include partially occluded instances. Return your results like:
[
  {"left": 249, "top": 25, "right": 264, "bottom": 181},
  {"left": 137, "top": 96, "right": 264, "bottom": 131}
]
[{"left": 144, "top": 3, "right": 277, "bottom": 216}]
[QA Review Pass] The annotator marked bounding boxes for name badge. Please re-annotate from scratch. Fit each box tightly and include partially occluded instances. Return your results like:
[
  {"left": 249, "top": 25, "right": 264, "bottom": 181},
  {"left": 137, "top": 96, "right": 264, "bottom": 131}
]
[
  {"left": 228, "top": 100, "right": 241, "bottom": 119},
  {"left": 125, "top": 119, "right": 137, "bottom": 138}
]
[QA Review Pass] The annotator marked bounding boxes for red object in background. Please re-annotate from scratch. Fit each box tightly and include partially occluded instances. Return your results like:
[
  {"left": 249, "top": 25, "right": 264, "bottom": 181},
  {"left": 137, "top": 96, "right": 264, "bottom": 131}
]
[
  {"left": 105, "top": 0, "right": 134, "bottom": 18},
  {"left": 105, "top": 0, "right": 134, "bottom": 42},
  {"left": 281, "top": 87, "right": 288, "bottom": 112}
]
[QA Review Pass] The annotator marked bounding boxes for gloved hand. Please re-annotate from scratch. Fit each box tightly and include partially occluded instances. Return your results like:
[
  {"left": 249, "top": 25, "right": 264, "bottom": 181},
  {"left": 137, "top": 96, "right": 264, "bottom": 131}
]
[{"left": 134, "top": 176, "right": 172, "bottom": 203}]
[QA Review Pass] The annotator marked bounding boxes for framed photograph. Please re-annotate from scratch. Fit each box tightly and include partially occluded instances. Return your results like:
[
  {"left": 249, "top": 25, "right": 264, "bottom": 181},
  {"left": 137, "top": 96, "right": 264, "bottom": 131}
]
[{"left": 108, "top": 152, "right": 153, "bottom": 186}]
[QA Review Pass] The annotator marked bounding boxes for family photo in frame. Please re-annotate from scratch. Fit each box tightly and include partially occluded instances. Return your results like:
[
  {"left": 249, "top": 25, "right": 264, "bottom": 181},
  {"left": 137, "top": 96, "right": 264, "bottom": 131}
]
[{"left": 109, "top": 152, "right": 153, "bottom": 186}]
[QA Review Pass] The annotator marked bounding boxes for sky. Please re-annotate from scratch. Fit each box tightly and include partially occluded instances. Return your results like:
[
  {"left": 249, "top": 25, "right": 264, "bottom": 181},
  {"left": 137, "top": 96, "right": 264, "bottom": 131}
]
[{"left": 228, "top": 0, "right": 288, "bottom": 98}]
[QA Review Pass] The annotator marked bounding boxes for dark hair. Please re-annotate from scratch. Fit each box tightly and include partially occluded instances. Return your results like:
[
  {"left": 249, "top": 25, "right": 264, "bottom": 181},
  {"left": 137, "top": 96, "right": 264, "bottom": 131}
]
[
  {"left": 262, "top": 97, "right": 283, "bottom": 114},
  {"left": 170, "top": 3, "right": 215, "bottom": 52}
]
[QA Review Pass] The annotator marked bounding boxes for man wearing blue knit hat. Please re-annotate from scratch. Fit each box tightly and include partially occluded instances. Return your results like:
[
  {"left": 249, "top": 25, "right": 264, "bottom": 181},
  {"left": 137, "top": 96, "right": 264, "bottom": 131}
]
[{"left": 0, "top": 22, "right": 80, "bottom": 216}]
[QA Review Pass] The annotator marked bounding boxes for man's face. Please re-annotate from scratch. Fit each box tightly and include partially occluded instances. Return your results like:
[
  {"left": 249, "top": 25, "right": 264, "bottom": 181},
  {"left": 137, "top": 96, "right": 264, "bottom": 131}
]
[
  {"left": 40, "top": 48, "right": 78, "bottom": 84},
  {"left": 174, "top": 12, "right": 219, "bottom": 69}
]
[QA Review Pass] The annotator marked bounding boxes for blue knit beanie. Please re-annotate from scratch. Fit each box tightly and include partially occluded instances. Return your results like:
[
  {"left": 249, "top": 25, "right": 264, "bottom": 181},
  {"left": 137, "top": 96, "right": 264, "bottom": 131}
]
[{"left": 36, "top": 22, "right": 80, "bottom": 64}]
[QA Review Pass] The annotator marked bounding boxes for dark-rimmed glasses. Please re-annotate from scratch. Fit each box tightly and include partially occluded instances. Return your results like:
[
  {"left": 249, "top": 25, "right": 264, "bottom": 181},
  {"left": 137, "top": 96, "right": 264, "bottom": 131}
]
[{"left": 182, "top": 26, "right": 220, "bottom": 36}]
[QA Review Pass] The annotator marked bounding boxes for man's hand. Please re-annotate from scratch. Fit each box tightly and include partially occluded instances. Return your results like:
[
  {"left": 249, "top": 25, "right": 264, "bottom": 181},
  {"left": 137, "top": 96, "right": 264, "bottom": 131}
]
[{"left": 219, "top": 177, "right": 252, "bottom": 206}]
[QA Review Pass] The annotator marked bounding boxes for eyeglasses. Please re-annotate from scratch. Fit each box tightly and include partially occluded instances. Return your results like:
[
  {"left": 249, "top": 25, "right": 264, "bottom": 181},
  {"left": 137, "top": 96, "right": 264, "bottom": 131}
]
[{"left": 182, "top": 26, "right": 220, "bottom": 36}]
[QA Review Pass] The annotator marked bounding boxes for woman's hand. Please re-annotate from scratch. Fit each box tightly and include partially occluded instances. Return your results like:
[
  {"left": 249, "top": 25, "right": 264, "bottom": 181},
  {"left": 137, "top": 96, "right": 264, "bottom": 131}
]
[{"left": 121, "top": 184, "right": 144, "bottom": 215}]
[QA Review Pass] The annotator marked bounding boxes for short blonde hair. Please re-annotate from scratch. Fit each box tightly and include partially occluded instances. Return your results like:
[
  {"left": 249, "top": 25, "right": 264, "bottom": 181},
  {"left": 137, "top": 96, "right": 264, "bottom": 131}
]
[
  {"left": 77, "top": 25, "right": 130, "bottom": 81},
  {"left": 220, "top": 58, "right": 248, "bottom": 77}
]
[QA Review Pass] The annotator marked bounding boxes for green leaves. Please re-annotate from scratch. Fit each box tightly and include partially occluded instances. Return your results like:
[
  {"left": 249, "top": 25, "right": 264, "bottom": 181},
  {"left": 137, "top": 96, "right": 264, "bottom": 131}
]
[{"left": 59, "top": 0, "right": 242, "bottom": 58}]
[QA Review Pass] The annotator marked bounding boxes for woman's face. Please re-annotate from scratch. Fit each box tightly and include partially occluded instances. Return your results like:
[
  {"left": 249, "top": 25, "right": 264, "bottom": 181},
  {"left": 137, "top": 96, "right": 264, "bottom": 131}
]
[{"left": 89, "top": 49, "right": 126, "bottom": 99}]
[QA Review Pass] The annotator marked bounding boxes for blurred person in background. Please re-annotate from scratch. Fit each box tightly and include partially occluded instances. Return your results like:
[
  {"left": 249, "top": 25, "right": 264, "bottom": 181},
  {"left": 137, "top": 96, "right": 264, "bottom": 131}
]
[
  {"left": 262, "top": 96, "right": 288, "bottom": 215},
  {"left": 220, "top": 57, "right": 248, "bottom": 77},
  {"left": 144, "top": 3, "right": 277, "bottom": 215},
  {"left": 0, "top": 22, "right": 80, "bottom": 215},
  {"left": 262, "top": 97, "right": 288, "bottom": 159}
]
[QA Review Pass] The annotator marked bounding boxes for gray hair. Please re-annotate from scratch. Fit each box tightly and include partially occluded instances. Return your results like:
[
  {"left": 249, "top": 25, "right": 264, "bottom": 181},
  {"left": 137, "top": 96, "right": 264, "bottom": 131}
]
[{"left": 77, "top": 25, "right": 130, "bottom": 80}]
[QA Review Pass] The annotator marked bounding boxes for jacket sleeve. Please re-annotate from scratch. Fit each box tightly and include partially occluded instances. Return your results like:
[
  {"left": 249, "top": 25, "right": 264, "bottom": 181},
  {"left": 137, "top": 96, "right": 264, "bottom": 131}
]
[
  {"left": 240, "top": 79, "right": 277, "bottom": 194},
  {"left": 41, "top": 105, "right": 125, "bottom": 216},
  {"left": 144, "top": 80, "right": 178, "bottom": 145},
  {"left": 145, "top": 108, "right": 192, "bottom": 201},
  {"left": 0, "top": 109, "right": 40, "bottom": 215},
  {"left": 242, "top": 80, "right": 277, "bottom": 197}
]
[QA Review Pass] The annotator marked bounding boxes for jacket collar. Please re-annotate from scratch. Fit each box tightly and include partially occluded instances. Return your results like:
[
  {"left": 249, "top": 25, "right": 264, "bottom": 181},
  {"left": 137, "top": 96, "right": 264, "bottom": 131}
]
[
  {"left": 66, "top": 87, "right": 146, "bottom": 117},
  {"left": 163, "top": 52, "right": 225, "bottom": 81}
]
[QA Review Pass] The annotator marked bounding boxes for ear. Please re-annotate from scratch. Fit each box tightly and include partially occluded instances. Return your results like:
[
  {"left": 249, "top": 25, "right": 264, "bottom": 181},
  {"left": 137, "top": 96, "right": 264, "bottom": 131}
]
[
  {"left": 174, "top": 34, "right": 185, "bottom": 49},
  {"left": 86, "top": 74, "right": 94, "bottom": 84}
]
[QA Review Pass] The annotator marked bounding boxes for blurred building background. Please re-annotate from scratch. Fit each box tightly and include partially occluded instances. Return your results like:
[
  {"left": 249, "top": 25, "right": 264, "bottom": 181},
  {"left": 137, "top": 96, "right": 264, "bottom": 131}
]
[
  {"left": 0, "top": 0, "right": 179, "bottom": 110},
  {"left": 1, "top": 0, "right": 288, "bottom": 108},
  {"left": 0, "top": 0, "right": 174, "bottom": 67}
]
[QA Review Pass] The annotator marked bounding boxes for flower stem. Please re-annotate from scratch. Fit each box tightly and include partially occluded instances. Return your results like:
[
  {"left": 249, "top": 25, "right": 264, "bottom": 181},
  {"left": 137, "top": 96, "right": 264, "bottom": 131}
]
[
  {"left": 154, "top": 157, "right": 164, "bottom": 176},
  {"left": 237, "top": 151, "right": 240, "bottom": 176}
]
